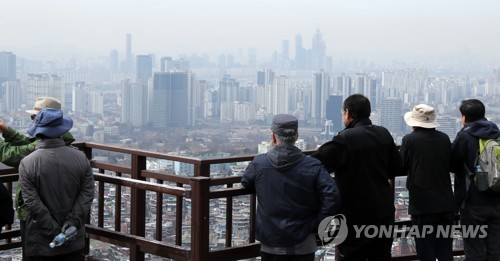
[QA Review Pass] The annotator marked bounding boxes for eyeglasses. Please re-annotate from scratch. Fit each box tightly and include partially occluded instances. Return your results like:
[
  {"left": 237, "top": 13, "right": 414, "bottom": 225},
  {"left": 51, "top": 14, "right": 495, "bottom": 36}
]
[{"left": 31, "top": 114, "right": 36, "bottom": 120}]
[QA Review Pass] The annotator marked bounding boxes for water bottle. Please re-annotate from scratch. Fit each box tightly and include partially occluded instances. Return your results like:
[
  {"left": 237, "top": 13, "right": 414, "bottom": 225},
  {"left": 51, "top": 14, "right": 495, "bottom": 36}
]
[
  {"left": 49, "top": 226, "right": 77, "bottom": 248},
  {"left": 475, "top": 164, "right": 489, "bottom": 191}
]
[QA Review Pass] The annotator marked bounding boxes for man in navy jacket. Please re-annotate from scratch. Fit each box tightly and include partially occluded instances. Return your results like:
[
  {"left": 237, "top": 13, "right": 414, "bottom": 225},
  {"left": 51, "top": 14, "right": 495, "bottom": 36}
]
[
  {"left": 242, "top": 114, "right": 340, "bottom": 261},
  {"left": 451, "top": 99, "right": 500, "bottom": 260}
]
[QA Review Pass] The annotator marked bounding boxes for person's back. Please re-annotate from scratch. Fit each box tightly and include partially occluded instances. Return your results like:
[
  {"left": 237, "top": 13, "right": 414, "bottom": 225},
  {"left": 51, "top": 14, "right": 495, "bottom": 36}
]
[
  {"left": 402, "top": 128, "right": 455, "bottom": 213},
  {"left": 19, "top": 109, "right": 94, "bottom": 260},
  {"left": 312, "top": 94, "right": 401, "bottom": 261},
  {"left": 451, "top": 99, "right": 500, "bottom": 260},
  {"left": 332, "top": 122, "right": 398, "bottom": 222},
  {"left": 242, "top": 114, "right": 340, "bottom": 261},
  {"left": 401, "top": 104, "right": 455, "bottom": 261},
  {"left": 245, "top": 148, "right": 338, "bottom": 246}
]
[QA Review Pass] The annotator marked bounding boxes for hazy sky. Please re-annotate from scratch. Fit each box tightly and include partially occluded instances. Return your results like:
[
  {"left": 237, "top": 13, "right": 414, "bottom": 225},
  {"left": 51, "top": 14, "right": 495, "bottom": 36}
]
[{"left": 1, "top": 0, "right": 499, "bottom": 62}]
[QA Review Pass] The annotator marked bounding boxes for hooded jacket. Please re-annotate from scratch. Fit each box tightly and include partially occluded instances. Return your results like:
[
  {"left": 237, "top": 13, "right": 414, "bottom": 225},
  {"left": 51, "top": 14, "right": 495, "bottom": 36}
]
[
  {"left": 451, "top": 118, "right": 500, "bottom": 207},
  {"left": 241, "top": 143, "right": 340, "bottom": 247}
]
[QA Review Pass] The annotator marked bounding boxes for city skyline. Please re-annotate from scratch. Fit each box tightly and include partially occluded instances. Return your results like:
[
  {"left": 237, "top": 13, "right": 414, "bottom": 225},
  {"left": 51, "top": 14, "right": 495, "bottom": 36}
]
[{"left": 1, "top": 0, "right": 499, "bottom": 64}]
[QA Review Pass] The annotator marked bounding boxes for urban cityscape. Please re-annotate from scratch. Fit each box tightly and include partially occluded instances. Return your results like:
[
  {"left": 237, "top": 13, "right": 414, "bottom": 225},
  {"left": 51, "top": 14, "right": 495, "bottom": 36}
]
[{"left": 1, "top": 1, "right": 500, "bottom": 260}]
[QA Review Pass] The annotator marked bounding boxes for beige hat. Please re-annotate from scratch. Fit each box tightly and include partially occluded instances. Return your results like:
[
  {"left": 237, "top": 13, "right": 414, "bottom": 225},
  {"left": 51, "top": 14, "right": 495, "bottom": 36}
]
[
  {"left": 26, "top": 97, "right": 62, "bottom": 115},
  {"left": 404, "top": 104, "right": 440, "bottom": 128}
]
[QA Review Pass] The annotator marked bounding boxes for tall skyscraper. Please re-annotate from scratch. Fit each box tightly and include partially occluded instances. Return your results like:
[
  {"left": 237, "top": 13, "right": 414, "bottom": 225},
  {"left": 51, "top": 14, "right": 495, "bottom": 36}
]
[
  {"left": 0, "top": 51, "right": 16, "bottom": 83},
  {"left": 0, "top": 51, "right": 16, "bottom": 98},
  {"left": 311, "top": 30, "right": 326, "bottom": 71},
  {"left": 150, "top": 72, "right": 195, "bottom": 128},
  {"left": 4, "top": 80, "right": 22, "bottom": 112},
  {"left": 326, "top": 95, "right": 343, "bottom": 132},
  {"left": 311, "top": 71, "right": 330, "bottom": 126},
  {"left": 380, "top": 97, "right": 403, "bottom": 135},
  {"left": 109, "top": 50, "right": 119, "bottom": 73},
  {"left": 269, "top": 75, "right": 290, "bottom": 115},
  {"left": 295, "top": 34, "right": 306, "bottom": 70},
  {"left": 136, "top": 54, "right": 153, "bottom": 85},
  {"left": 257, "top": 69, "right": 274, "bottom": 86}
]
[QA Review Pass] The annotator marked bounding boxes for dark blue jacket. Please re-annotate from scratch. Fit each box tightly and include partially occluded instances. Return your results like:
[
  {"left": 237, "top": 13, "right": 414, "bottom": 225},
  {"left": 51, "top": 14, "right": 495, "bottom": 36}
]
[
  {"left": 451, "top": 118, "right": 500, "bottom": 207},
  {"left": 312, "top": 118, "right": 402, "bottom": 224},
  {"left": 241, "top": 144, "right": 341, "bottom": 247}
]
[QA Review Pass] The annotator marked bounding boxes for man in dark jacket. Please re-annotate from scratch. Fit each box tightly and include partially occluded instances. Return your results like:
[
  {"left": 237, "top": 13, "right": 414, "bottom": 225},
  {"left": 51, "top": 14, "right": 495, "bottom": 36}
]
[
  {"left": 242, "top": 114, "right": 341, "bottom": 261},
  {"left": 451, "top": 99, "right": 500, "bottom": 260},
  {"left": 401, "top": 104, "right": 455, "bottom": 261},
  {"left": 19, "top": 108, "right": 94, "bottom": 260},
  {"left": 312, "top": 94, "right": 402, "bottom": 260}
]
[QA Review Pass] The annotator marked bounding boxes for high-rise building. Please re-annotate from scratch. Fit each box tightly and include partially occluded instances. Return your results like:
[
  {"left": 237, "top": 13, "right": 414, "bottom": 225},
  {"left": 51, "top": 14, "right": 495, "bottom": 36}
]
[
  {"left": 380, "top": 97, "right": 403, "bottom": 135},
  {"left": 268, "top": 75, "right": 290, "bottom": 115},
  {"left": 0, "top": 51, "right": 16, "bottom": 83},
  {"left": 0, "top": 51, "right": 16, "bottom": 98},
  {"left": 150, "top": 72, "right": 195, "bottom": 128},
  {"left": 136, "top": 55, "right": 153, "bottom": 85},
  {"left": 4, "top": 80, "right": 22, "bottom": 112},
  {"left": 72, "top": 81, "right": 88, "bottom": 114},
  {"left": 88, "top": 91, "right": 104, "bottom": 114},
  {"left": 26, "top": 73, "right": 63, "bottom": 104},
  {"left": 257, "top": 69, "right": 274, "bottom": 86},
  {"left": 295, "top": 34, "right": 306, "bottom": 70},
  {"left": 326, "top": 95, "right": 343, "bottom": 132},
  {"left": 311, "top": 71, "right": 330, "bottom": 126},
  {"left": 125, "top": 33, "right": 132, "bottom": 73},
  {"left": 121, "top": 79, "right": 148, "bottom": 127},
  {"left": 109, "top": 50, "right": 119, "bottom": 73},
  {"left": 437, "top": 116, "right": 459, "bottom": 141},
  {"left": 311, "top": 29, "right": 326, "bottom": 71}
]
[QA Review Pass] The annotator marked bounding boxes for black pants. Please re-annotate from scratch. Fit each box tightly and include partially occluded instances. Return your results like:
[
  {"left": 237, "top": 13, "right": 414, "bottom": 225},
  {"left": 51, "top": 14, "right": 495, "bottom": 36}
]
[
  {"left": 411, "top": 212, "right": 454, "bottom": 261},
  {"left": 461, "top": 205, "right": 500, "bottom": 261},
  {"left": 261, "top": 252, "right": 315, "bottom": 261},
  {"left": 338, "top": 216, "right": 394, "bottom": 261}
]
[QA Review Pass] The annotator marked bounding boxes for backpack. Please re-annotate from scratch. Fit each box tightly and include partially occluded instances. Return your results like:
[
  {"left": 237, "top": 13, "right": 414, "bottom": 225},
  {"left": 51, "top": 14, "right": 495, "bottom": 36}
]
[
  {"left": 475, "top": 138, "right": 500, "bottom": 192},
  {"left": 0, "top": 182, "right": 14, "bottom": 226}
]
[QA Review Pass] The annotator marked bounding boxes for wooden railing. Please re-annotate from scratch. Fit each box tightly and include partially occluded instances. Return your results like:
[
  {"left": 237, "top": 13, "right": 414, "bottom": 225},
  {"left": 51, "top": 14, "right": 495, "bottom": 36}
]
[{"left": 0, "top": 142, "right": 463, "bottom": 260}]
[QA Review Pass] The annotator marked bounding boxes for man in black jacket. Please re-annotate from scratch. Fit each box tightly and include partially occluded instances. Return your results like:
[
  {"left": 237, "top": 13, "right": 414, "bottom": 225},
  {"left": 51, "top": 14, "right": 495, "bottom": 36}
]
[
  {"left": 242, "top": 114, "right": 341, "bottom": 261},
  {"left": 312, "top": 94, "right": 402, "bottom": 260},
  {"left": 401, "top": 104, "right": 455, "bottom": 261}
]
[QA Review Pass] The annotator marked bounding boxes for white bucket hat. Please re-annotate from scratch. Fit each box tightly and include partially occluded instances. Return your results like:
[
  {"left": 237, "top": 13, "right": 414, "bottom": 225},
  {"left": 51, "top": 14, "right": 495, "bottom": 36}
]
[
  {"left": 404, "top": 104, "right": 440, "bottom": 129},
  {"left": 26, "top": 97, "right": 62, "bottom": 115}
]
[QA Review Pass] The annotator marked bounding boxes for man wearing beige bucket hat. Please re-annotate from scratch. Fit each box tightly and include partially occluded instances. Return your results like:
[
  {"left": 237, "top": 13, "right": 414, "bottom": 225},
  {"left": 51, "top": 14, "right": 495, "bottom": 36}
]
[
  {"left": 0, "top": 97, "right": 75, "bottom": 261},
  {"left": 401, "top": 104, "right": 455, "bottom": 260},
  {"left": 0, "top": 97, "right": 73, "bottom": 167}
]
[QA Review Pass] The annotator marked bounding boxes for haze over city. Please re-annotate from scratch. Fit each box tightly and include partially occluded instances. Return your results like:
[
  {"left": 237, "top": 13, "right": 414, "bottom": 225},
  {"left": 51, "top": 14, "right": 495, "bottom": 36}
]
[{"left": 1, "top": 0, "right": 500, "bottom": 64}]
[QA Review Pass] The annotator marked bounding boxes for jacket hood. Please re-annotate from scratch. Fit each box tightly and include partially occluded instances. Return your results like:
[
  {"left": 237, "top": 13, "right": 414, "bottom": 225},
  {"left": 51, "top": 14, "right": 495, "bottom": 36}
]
[
  {"left": 464, "top": 118, "right": 500, "bottom": 139},
  {"left": 267, "top": 144, "right": 305, "bottom": 171}
]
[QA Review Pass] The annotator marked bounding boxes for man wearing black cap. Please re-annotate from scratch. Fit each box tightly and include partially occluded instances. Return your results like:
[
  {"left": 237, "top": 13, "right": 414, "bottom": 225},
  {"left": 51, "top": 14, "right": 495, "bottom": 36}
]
[{"left": 242, "top": 114, "right": 341, "bottom": 261}]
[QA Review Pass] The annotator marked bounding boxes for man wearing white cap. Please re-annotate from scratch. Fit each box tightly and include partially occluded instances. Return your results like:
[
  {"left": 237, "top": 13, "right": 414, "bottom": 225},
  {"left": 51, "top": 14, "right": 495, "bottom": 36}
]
[{"left": 401, "top": 104, "right": 455, "bottom": 261}]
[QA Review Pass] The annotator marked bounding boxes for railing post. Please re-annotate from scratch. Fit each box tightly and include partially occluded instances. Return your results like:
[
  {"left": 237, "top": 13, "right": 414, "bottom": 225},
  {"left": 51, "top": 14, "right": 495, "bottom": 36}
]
[
  {"left": 130, "top": 154, "right": 147, "bottom": 261},
  {"left": 190, "top": 176, "right": 211, "bottom": 261}
]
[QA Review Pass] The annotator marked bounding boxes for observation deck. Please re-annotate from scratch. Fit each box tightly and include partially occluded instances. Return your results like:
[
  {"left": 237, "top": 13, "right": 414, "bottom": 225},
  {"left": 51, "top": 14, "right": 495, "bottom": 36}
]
[{"left": 0, "top": 142, "right": 464, "bottom": 260}]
